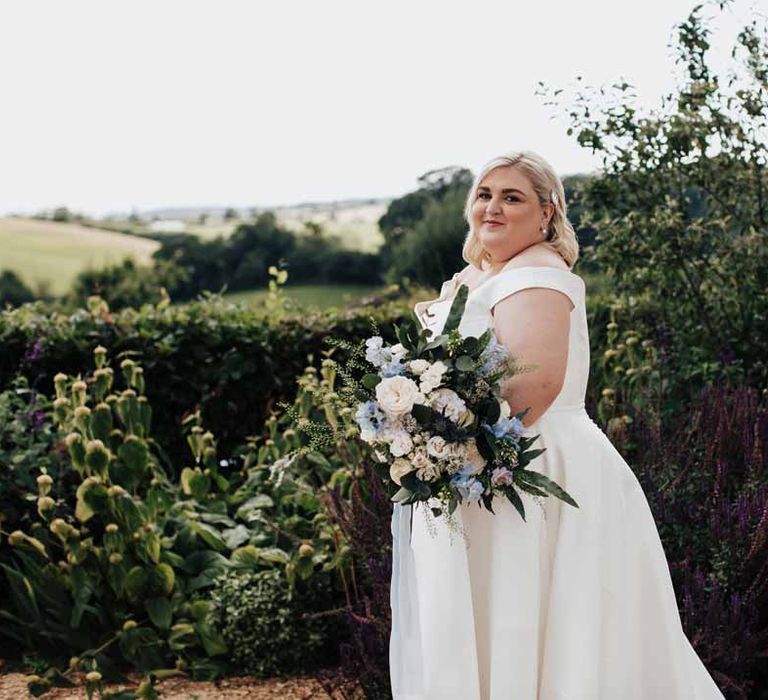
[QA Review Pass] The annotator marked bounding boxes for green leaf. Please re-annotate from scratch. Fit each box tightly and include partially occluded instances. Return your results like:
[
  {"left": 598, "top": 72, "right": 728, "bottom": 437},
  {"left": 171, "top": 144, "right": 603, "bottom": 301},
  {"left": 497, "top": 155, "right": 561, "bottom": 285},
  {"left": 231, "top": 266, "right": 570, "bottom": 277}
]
[
  {"left": 258, "top": 547, "right": 290, "bottom": 565},
  {"left": 442, "top": 284, "right": 469, "bottom": 334},
  {"left": 362, "top": 373, "right": 381, "bottom": 390},
  {"left": 455, "top": 355, "right": 475, "bottom": 372},
  {"left": 516, "top": 470, "right": 579, "bottom": 508},
  {"left": 145, "top": 597, "right": 172, "bottom": 630},
  {"left": 517, "top": 447, "right": 547, "bottom": 468},
  {"left": 391, "top": 487, "right": 413, "bottom": 503},
  {"left": 505, "top": 488, "right": 526, "bottom": 521}
]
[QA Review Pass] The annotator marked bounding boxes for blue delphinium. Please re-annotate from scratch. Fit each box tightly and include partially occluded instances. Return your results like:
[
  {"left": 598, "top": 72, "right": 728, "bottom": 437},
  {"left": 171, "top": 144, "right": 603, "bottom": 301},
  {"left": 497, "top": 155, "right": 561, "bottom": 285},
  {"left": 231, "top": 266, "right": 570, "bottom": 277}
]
[
  {"left": 477, "top": 333, "right": 509, "bottom": 377},
  {"left": 489, "top": 416, "right": 525, "bottom": 441},
  {"left": 450, "top": 465, "right": 485, "bottom": 501},
  {"left": 365, "top": 337, "right": 387, "bottom": 367},
  {"left": 366, "top": 337, "right": 406, "bottom": 376}
]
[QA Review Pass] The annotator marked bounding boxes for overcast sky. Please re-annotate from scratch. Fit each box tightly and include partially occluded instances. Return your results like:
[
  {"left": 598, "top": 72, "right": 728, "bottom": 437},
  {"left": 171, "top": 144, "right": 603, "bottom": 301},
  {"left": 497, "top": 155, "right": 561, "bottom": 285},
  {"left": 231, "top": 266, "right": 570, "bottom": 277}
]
[{"left": 0, "top": 0, "right": 763, "bottom": 217}]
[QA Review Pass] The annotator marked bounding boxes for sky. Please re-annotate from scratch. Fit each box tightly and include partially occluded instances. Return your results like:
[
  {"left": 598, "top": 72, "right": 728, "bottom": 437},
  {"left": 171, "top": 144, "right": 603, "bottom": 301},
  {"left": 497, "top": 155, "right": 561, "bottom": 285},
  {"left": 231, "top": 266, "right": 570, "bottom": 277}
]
[{"left": 0, "top": 0, "right": 764, "bottom": 217}]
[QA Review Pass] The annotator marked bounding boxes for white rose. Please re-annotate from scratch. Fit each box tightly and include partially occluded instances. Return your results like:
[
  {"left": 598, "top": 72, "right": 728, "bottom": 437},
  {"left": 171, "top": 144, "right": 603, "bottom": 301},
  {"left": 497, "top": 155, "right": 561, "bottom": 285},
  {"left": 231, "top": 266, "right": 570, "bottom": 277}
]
[
  {"left": 426, "top": 435, "right": 452, "bottom": 459},
  {"left": 408, "top": 359, "right": 430, "bottom": 376},
  {"left": 390, "top": 343, "right": 407, "bottom": 362},
  {"left": 390, "top": 458, "right": 415, "bottom": 486},
  {"left": 429, "top": 388, "right": 467, "bottom": 422},
  {"left": 389, "top": 430, "right": 414, "bottom": 457},
  {"left": 375, "top": 376, "right": 422, "bottom": 417},
  {"left": 419, "top": 360, "right": 448, "bottom": 392},
  {"left": 456, "top": 407, "right": 475, "bottom": 428}
]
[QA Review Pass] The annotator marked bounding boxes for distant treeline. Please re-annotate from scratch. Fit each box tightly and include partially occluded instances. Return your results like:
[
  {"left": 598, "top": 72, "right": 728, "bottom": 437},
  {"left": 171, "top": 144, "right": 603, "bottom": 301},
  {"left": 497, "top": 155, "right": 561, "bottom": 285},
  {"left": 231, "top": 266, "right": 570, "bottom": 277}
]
[{"left": 2, "top": 168, "right": 598, "bottom": 310}]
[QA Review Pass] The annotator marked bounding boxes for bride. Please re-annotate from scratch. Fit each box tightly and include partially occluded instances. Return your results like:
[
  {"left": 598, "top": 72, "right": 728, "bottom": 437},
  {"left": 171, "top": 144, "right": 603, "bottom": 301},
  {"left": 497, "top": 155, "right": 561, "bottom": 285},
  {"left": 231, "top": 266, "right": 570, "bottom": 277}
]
[{"left": 389, "top": 150, "right": 725, "bottom": 699}]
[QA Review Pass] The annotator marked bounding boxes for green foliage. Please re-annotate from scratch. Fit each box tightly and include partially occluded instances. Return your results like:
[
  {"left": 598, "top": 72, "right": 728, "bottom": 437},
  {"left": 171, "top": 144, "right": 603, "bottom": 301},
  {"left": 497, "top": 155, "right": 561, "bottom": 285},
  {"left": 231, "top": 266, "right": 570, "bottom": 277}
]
[
  {"left": 150, "top": 212, "right": 382, "bottom": 301},
  {"left": 68, "top": 258, "right": 187, "bottom": 311},
  {"left": 207, "top": 568, "right": 339, "bottom": 677},
  {"left": 538, "top": 3, "right": 768, "bottom": 399},
  {"left": 0, "top": 347, "right": 233, "bottom": 678},
  {"left": 0, "top": 290, "right": 409, "bottom": 469},
  {"left": 380, "top": 167, "right": 472, "bottom": 289},
  {"left": 0, "top": 270, "right": 35, "bottom": 307}
]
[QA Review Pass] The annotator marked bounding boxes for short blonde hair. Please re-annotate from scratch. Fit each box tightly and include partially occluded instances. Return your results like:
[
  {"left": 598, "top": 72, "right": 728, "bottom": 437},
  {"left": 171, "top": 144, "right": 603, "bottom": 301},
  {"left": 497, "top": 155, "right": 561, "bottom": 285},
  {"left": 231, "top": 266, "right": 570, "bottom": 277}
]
[{"left": 461, "top": 150, "right": 579, "bottom": 269}]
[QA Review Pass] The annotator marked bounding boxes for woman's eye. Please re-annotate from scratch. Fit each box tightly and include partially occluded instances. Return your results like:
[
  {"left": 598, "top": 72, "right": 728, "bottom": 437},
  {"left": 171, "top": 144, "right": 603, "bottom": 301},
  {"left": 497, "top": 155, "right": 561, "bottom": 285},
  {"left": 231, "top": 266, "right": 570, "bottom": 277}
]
[{"left": 477, "top": 192, "right": 518, "bottom": 202}]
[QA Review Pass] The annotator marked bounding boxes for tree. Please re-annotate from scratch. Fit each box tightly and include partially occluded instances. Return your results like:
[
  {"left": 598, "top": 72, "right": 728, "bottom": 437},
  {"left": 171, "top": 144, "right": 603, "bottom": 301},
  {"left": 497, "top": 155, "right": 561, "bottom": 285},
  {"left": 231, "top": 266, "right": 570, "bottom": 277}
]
[
  {"left": 537, "top": 1, "right": 768, "bottom": 389},
  {"left": 0, "top": 270, "right": 34, "bottom": 306}
]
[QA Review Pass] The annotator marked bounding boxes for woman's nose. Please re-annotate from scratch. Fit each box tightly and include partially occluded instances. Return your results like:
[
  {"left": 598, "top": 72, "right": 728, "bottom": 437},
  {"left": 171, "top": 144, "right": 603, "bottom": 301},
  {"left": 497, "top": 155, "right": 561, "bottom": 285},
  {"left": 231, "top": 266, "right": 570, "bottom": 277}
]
[{"left": 486, "top": 198, "right": 502, "bottom": 214}]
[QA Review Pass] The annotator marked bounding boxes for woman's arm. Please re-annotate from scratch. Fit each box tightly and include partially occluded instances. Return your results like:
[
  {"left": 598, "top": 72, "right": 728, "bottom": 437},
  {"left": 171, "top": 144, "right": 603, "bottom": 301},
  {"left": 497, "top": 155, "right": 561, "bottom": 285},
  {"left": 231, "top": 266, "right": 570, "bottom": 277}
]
[{"left": 491, "top": 288, "right": 572, "bottom": 427}]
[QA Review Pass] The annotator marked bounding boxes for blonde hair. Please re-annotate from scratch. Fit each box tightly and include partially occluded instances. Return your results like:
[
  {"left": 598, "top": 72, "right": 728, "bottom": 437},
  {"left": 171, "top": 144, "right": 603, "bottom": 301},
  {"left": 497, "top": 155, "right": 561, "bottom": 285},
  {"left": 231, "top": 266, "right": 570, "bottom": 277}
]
[{"left": 461, "top": 150, "right": 579, "bottom": 269}]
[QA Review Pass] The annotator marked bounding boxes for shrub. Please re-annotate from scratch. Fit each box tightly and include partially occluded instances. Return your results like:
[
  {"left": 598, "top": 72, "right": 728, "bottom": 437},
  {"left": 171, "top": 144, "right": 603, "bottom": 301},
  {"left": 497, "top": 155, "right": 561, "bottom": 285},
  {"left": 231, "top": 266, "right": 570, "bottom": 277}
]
[{"left": 207, "top": 567, "right": 340, "bottom": 677}]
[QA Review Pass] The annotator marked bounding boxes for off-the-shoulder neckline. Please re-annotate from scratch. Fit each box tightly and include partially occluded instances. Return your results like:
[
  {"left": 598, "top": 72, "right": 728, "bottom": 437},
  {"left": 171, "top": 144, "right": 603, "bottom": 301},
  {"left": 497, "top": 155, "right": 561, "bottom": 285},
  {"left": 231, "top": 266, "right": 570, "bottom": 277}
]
[
  {"left": 453, "top": 264, "right": 582, "bottom": 299},
  {"left": 418, "top": 265, "right": 583, "bottom": 321}
]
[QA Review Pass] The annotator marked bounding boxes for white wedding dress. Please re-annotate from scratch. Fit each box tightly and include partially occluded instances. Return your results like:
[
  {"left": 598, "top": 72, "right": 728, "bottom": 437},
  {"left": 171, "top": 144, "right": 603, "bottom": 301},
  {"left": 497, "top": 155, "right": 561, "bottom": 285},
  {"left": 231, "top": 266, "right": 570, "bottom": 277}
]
[{"left": 389, "top": 266, "right": 724, "bottom": 699}]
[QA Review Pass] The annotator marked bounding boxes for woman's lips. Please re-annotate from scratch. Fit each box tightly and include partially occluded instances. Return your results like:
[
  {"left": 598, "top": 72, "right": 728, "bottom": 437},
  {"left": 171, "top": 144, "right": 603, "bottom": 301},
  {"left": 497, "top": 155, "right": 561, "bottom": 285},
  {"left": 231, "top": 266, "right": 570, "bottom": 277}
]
[{"left": 483, "top": 221, "right": 504, "bottom": 228}]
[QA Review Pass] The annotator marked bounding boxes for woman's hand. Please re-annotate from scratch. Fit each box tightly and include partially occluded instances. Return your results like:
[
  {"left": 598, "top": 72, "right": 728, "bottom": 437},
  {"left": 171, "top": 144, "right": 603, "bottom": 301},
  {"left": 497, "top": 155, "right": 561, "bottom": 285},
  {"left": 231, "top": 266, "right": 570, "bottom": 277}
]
[{"left": 491, "top": 288, "right": 573, "bottom": 427}]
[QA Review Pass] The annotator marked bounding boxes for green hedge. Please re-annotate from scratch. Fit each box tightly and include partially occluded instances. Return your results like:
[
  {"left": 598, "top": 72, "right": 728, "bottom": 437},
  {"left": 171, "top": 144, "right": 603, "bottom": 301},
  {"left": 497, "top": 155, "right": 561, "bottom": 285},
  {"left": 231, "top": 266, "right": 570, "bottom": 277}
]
[{"left": 0, "top": 297, "right": 411, "bottom": 472}]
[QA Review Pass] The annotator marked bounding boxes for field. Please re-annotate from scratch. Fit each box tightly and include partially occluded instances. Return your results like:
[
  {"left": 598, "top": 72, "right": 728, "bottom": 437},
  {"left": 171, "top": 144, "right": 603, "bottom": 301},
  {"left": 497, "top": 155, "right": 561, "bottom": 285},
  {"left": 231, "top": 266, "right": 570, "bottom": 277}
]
[
  {"left": 0, "top": 217, "right": 160, "bottom": 296},
  {"left": 225, "top": 283, "right": 386, "bottom": 310}
]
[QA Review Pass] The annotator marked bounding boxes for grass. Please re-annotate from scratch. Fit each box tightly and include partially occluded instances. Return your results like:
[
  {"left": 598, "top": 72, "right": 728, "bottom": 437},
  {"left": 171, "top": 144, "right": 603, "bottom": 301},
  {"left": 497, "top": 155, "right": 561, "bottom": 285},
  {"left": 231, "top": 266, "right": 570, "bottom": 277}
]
[
  {"left": 0, "top": 217, "right": 160, "bottom": 296},
  {"left": 225, "top": 284, "right": 387, "bottom": 311}
]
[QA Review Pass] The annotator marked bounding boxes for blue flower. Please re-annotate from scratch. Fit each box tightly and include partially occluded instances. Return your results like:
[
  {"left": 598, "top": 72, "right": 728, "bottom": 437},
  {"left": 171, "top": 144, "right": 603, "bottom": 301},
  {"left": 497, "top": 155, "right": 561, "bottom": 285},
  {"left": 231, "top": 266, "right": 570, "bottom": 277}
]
[
  {"left": 354, "top": 400, "right": 387, "bottom": 442},
  {"left": 450, "top": 465, "right": 485, "bottom": 501},
  {"left": 486, "top": 416, "right": 524, "bottom": 441},
  {"left": 477, "top": 333, "right": 509, "bottom": 376},
  {"left": 380, "top": 359, "right": 406, "bottom": 377}
]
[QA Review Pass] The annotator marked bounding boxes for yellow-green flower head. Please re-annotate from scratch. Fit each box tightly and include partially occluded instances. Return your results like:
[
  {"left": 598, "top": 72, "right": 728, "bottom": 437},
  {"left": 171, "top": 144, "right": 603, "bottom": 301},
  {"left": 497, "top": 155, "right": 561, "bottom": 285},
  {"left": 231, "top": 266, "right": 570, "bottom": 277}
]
[
  {"left": 74, "top": 405, "right": 91, "bottom": 419},
  {"left": 54, "top": 373, "right": 68, "bottom": 384},
  {"left": 120, "top": 389, "right": 137, "bottom": 399},
  {"left": 625, "top": 336, "right": 639, "bottom": 345},
  {"left": 105, "top": 523, "right": 119, "bottom": 534},
  {"left": 602, "top": 388, "right": 616, "bottom": 397},
  {"left": 37, "top": 496, "right": 55, "bottom": 511},
  {"left": 65, "top": 432, "right": 81, "bottom": 447},
  {"left": 120, "top": 359, "right": 135, "bottom": 369},
  {"left": 50, "top": 518, "right": 70, "bottom": 537},
  {"left": 109, "top": 552, "right": 123, "bottom": 564},
  {"left": 86, "top": 439, "right": 107, "bottom": 454},
  {"left": 37, "top": 474, "right": 53, "bottom": 489},
  {"left": 85, "top": 671, "right": 102, "bottom": 683},
  {"left": 53, "top": 397, "right": 69, "bottom": 409},
  {"left": 94, "top": 345, "right": 107, "bottom": 356},
  {"left": 122, "top": 619, "right": 138, "bottom": 631},
  {"left": 8, "top": 530, "right": 25, "bottom": 546},
  {"left": 93, "top": 368, "right": 113, "bottom": 378},
  {"left": 72, "top": 380, "right": 87, "bottom": 392},
  {"left": 607, "top": 322, "right": 618, "bottom": 330}
]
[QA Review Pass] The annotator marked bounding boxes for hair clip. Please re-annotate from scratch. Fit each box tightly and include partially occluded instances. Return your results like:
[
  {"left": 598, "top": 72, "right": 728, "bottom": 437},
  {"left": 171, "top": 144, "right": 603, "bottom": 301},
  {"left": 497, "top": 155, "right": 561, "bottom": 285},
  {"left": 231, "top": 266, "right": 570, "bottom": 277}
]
[{"left": 551, "top": 191, "right": 559, "bottom": 206}]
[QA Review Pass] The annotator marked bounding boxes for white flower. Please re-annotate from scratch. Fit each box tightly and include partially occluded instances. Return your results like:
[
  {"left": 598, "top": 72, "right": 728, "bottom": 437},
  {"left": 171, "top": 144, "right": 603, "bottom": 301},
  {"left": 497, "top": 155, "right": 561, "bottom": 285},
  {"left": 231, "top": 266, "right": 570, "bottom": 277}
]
[
  {"left": 426, "top": 435, "right": 451, "bottom": 459},
  {"left": 419, "top": 360, "right": 448, "bottom": 393},
  {"left": 390, "top": 343, "right": 407, "bottom": 362},
  {"left": 388, "top": 428, "right": 414, "bottom": 457},
  {"left": 408, "top": 359, "right": 430, "bottom": 376},
  {"left": 499, "top": 399, "right": 511, "bottom": 418},
  {"left": 429, "top": 388, "right": 467, "bottom": 423},
  {"left": 390, "top": 458, "right": 415, "bottom": 486},
  {"left": 375, "top": 376, "right": 422, "bottom": 417}
]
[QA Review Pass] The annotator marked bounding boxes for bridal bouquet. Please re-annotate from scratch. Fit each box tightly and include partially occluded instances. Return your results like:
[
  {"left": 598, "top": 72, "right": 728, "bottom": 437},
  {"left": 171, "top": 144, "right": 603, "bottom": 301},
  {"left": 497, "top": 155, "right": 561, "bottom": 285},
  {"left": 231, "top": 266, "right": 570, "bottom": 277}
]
[{"left": 353, "top": 284, "right": 578, "bottom": 524}]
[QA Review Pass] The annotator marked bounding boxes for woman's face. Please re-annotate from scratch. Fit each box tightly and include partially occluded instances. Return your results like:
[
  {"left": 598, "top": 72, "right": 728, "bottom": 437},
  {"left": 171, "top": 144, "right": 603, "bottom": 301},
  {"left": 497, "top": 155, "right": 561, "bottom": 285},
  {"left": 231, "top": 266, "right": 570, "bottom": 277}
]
[{"left": 469, "top": 165, "right": 552, "bottom": 267}]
